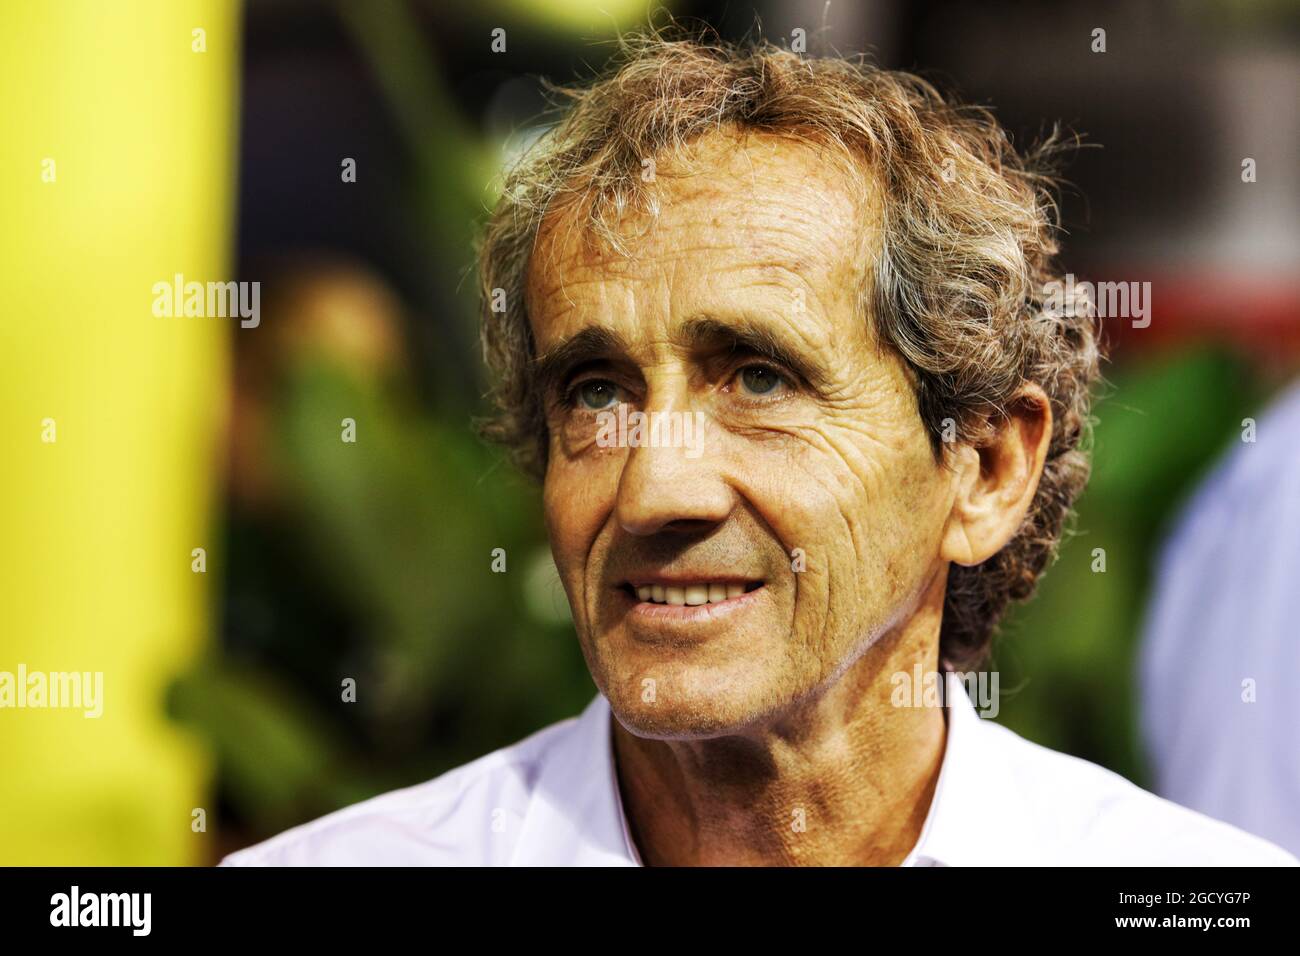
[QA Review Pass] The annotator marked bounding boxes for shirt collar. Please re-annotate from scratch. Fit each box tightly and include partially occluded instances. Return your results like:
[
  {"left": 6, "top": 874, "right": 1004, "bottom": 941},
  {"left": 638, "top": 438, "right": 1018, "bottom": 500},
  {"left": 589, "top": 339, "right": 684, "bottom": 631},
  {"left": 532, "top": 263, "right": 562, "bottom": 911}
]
[
  {"left": 509, "top": 693, "right": 640, "bottom": 866},
  {"left": 514, "top": 671, "right": 1042, "bottom": 866},
  {"left": 901, "top": 671, "right": 1044, "bottom": 866}
]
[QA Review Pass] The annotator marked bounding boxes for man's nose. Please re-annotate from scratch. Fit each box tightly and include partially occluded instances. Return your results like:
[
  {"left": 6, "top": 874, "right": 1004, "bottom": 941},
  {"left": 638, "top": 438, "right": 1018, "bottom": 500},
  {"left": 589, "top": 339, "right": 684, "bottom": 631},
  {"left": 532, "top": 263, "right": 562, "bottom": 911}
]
[{"left": 614, "top": 415, "right": 734, "bottom": 537}]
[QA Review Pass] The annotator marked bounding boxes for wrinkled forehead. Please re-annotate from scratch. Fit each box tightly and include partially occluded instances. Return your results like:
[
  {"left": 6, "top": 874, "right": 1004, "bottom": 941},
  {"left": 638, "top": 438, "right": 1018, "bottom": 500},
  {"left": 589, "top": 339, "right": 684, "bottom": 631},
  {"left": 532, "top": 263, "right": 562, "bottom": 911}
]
[{"left": 524, "top": 131, "right": 880, "bottom": 335}]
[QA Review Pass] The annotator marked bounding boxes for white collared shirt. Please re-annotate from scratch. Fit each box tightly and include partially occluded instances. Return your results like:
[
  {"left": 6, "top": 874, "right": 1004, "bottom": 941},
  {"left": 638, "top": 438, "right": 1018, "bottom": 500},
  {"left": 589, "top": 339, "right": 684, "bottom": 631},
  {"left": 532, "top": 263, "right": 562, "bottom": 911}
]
[{"left": 222, "top": 674, "right": 1296, "bottom": 866}]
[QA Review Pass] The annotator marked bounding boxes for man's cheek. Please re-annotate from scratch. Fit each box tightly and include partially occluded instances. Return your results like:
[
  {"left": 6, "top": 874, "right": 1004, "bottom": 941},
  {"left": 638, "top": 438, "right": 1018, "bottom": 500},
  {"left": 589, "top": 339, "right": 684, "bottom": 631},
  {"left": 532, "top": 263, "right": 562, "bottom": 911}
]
[
  {"left": 734, "top": 462, "right": 847, "bottom": 597},
  {"left": 761, "top": 443, "right": 926, "bottom": 617},
  {"left": 542, "top": 472, "right": 586, "bottom": 577},
  {"left": 545, "top": 466, "right": 614, "bottom": 564},
  {"left": 859, "top": 466, "right": 950, "bottom": 617}
]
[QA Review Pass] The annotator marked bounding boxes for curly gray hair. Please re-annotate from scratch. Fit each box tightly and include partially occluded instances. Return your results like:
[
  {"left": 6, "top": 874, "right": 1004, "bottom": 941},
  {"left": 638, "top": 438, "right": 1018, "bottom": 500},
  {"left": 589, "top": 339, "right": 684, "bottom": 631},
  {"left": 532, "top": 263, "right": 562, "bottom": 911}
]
[{"left": 476, "top": 30, "right": 1102, "bottom": 670}]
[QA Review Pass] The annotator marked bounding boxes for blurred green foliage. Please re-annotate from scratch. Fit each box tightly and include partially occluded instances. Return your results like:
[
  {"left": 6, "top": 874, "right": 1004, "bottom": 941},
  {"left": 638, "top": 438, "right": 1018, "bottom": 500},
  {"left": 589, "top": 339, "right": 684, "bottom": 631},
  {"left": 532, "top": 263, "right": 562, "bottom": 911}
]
[{"left": 171, "top": 359, "right": 595, "bottom": 839}]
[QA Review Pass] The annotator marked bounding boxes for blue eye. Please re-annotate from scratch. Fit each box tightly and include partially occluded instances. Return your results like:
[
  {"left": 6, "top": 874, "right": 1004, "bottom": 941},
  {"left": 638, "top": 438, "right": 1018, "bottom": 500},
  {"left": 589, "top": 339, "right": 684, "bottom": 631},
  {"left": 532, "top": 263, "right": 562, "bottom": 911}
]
[
  {"left": 738, "top": 365, "right": 783, "bottom": 396},
  {"left": 575, "top": 379, "right": 620, "bottom": 410}
]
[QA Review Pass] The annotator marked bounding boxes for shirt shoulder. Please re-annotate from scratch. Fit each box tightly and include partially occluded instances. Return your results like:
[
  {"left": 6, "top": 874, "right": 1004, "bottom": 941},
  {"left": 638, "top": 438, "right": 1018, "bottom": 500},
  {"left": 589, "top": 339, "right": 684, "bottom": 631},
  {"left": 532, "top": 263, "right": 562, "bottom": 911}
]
[
  {"left": 219, "top": 711, "right": 582, "bottom": 867},
  {"left": 983, "top": 719, "right": 1298, "bottom": 866}
]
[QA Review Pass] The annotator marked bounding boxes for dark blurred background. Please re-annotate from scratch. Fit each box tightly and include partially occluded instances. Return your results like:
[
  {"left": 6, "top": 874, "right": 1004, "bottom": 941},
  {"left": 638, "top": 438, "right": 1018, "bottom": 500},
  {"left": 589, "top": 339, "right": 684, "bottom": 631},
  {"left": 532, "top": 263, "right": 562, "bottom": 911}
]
[{"left": 166, "top": 0, "right": 1300, "bottom": 860}]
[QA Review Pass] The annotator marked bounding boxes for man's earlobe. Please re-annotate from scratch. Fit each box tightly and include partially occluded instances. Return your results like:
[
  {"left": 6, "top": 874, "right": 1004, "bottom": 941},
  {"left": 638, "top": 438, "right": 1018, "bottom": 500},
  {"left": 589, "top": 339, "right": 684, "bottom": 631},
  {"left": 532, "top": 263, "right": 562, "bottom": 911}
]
[{"left": 940, "top": 386, "right": 1053, "bottom": 567}]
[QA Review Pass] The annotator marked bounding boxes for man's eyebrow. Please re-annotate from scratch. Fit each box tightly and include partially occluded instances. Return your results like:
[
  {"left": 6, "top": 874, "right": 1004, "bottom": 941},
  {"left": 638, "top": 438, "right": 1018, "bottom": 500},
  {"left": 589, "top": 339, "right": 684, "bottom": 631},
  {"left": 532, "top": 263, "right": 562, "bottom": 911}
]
[
  {"left": 532, "top": 326, "right": 630, "bottom": 397},
  {"left": 679, "top": 315, "right": 833, "bottom": 389}
]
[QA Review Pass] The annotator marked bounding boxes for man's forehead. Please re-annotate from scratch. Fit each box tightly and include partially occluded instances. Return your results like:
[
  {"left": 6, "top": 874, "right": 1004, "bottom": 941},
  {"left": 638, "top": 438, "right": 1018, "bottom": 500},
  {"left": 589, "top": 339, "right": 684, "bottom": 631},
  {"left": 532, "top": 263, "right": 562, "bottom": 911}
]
[{"left": 525, "top": 131, "right": 877, "bottom": 312}]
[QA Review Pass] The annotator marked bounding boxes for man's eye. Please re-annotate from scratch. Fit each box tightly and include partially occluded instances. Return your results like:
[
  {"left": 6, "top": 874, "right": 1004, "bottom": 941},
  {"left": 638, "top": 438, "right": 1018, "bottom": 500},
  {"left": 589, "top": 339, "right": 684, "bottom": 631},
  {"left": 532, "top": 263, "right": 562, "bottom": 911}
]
[
  {"left": 573, "top": 379, "right": 621, "bottom": 410},
  {"left": 736, "top": 364, "right": 786, "bottom": 396}
]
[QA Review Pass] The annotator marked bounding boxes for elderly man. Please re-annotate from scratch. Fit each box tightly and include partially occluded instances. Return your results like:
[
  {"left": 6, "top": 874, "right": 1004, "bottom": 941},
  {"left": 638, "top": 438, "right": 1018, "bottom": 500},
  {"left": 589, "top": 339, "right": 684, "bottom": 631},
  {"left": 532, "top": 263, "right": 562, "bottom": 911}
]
[{"left": 224, "top": 34, "right": 1295, "bottom": 866}]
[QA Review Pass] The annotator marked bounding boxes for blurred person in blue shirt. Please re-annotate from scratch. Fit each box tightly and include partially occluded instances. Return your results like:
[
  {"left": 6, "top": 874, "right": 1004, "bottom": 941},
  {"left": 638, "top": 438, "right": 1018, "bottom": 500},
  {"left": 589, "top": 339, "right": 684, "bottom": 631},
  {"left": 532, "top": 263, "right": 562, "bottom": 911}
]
[{"left": 1141, "top": 379, "right": 1300, "bottom": 856}]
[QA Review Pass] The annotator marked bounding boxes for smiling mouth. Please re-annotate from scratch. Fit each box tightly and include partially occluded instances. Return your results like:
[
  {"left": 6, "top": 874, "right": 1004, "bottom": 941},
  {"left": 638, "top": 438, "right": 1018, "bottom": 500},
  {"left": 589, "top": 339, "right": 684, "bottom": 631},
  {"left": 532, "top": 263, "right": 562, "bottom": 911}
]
[{"left": 621, "top": 581, "right": 764, "bottom": 607}]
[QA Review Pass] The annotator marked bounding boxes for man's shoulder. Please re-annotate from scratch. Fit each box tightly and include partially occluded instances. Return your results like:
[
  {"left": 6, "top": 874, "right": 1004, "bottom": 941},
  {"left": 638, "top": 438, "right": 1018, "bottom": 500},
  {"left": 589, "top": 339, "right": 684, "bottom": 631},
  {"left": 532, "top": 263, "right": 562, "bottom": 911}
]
[
  {"left": 220, "top": 710, "right": 585, "bottom": 867},
  {"left": 981, "top": 718, "right": 1297, "bottom": 866}
]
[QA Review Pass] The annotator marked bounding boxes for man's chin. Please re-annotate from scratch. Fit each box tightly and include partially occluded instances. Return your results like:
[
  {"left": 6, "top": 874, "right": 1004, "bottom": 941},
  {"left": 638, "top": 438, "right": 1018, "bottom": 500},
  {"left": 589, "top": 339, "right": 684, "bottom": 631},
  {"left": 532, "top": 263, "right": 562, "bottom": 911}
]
[
  {"left": 599, "top": 669, "right": 790, "bottom": 740},
  {"left": 581, "top": 622, "right": 806, "bottom": 737}
]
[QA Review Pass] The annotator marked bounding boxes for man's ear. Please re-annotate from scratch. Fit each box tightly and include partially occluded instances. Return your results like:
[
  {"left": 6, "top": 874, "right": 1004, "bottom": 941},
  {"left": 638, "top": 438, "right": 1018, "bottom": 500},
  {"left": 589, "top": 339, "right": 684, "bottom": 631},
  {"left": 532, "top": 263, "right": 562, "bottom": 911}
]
[{"left": 940, "top": 385, "right": 1053, "bottom": 567}]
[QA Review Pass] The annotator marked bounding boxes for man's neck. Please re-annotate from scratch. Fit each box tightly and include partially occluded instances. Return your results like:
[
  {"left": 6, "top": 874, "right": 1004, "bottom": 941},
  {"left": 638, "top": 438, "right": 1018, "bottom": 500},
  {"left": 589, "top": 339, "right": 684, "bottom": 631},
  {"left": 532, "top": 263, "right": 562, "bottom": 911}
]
[{"left": 610, "top": 601, "right": 948, "bottom": 867}]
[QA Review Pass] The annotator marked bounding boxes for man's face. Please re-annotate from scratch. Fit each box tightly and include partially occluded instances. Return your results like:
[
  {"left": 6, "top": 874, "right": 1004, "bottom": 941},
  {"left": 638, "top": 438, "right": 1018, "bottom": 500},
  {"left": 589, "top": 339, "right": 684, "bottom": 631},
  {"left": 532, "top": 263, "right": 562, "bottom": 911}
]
[{"left": 527, "top": 131, "right": 958, "bottom": 738}]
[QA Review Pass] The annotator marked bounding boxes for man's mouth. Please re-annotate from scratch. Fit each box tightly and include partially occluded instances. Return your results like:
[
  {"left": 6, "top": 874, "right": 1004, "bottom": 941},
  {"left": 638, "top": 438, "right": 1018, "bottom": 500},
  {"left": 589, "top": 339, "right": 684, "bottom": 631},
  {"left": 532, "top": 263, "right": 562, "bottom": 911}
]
[
  {"left": 613, "top": 575, "right": 769, "bottom": 637},
  {"left": 620, "top": 580, "right": 764, "bottom": 607}
]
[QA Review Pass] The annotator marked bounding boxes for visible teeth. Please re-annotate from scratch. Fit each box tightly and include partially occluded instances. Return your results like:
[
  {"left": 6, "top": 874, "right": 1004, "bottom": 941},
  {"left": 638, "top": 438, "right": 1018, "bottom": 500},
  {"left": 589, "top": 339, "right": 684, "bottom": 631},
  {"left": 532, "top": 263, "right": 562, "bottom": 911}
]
[{"left": 635, "top": 583, "right": 756, "bottom": 605}]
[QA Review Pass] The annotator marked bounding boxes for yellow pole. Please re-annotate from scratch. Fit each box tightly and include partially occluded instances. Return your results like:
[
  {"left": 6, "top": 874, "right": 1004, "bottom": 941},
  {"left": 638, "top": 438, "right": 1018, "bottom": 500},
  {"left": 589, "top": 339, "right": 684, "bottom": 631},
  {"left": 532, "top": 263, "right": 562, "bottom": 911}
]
[{"left": 0, "top": 1, "right": 240, "bottom": 864}]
